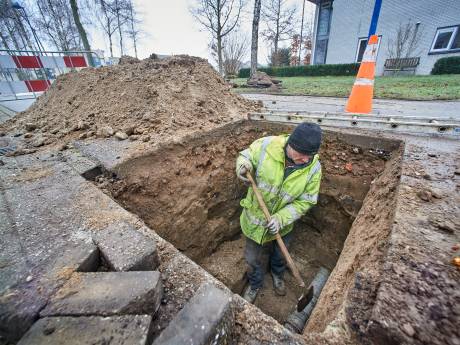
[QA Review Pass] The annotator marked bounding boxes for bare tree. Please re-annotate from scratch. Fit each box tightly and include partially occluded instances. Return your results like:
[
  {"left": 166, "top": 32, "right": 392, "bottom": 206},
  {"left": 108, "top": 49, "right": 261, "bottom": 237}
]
[
  {"left": 387, "top": 21, "right": 423, "bottom": 60},
  {"left": 95, "top": 0, "right": 132, "bottom": 57},
  {"left": 222, "top": 32, "right": 248, "bottom": 76},
  {"left": 297, "top": 7, "right": 313, "bottom": 65},
  {"left": 113, "top": 0, "right": 130, "bottom": 56},
  {"left": 0, "top": 2, "right": 36, "bottom": 51},
  {"left": 96, "top": 0, "right": 118, "bottom": 57},
  {"left": 261, "top": 0, "right": 297, "bottom": 66},
  {"left": 190, "top": 0, "right": 246, "bottom": 75},
  {"left": 250, "top": 0, "right": 261, "bottom": 78},
  {"left": 125, "top": 0, "right": 141, "bottom": 58},
  {"left": 69, "top": 0, "right": 94, "bottom": 65},
  {"left": 34, "top": 0, "right": 82, "bottom": 51}
]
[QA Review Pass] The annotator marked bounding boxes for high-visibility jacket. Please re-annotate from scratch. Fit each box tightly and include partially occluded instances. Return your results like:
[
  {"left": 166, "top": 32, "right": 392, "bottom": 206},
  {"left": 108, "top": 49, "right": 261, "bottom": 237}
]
[{"left": 236, "top": 134, "right": 322, "bottom": 244}]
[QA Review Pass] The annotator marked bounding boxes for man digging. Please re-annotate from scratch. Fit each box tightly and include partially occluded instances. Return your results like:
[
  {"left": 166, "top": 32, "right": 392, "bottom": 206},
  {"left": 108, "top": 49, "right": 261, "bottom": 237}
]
[{"left": 236, "top": 122, "right": 322, "bottom": 303}]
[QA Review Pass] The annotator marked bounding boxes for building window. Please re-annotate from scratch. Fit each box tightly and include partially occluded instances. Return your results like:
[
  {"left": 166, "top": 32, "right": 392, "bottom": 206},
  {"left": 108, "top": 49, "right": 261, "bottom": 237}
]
[
  {"left": 430, "top": 25, "right": 460, "bottom": 53},
  {"left": 355, "top": 36, "right": 381, "bottom": 63},
  {"left": 314, "top": 0, "right": 333, "bottom": 65}
]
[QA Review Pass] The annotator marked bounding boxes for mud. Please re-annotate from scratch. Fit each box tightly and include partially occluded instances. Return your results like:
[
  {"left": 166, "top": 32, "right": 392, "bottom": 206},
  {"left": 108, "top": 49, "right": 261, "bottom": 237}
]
[{"left": 91, "top": 120, "right": 403, "bottom": 326}]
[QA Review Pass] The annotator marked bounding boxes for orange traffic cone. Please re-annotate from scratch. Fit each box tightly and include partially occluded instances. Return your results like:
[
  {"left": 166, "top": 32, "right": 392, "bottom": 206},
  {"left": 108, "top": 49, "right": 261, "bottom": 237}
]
[{"left": 346, "top": 35, "right": 379, "bottom": 114}]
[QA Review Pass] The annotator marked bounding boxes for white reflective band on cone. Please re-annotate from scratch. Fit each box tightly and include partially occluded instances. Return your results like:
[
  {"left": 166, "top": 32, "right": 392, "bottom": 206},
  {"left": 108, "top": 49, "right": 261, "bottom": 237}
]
[
  {"left": 354, "top": 78, "right": 375, "bottom": 86},
  {"left": 361, "top": 45, "right": 378, "bottom": 62}
]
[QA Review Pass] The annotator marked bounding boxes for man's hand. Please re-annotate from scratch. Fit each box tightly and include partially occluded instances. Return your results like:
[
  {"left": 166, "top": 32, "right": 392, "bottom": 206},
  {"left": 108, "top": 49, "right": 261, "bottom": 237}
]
[
  {"left": 236, "top": 160, "right": 253, "bottom": 183},
  {"left": 266, "top": 216, "right": 281, "bottom": 235}
]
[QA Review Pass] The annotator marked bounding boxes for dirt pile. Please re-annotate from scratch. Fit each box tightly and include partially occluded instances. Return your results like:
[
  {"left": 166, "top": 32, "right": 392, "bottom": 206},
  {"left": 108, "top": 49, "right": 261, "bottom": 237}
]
[
  {"left": 247, "top": 71, "right": 282, "bottom": 90},
  {"left": 1, "top": 55, "right": 260, "bottom": 149}
]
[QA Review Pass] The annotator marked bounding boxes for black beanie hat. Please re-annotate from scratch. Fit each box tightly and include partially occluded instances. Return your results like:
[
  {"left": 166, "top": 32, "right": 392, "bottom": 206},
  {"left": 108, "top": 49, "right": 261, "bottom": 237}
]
[{"left": 287, "top": 122, "right": 322, "bottom": 155}]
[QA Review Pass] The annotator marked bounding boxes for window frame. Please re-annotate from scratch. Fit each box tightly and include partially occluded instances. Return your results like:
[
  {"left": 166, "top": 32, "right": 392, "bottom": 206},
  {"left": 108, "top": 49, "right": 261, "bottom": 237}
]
[
  {"left": 355, "top": 36, "right": 382, "bottom": 63},
  {"left": 429, "top": 25, "right": 460, "bottom": 54}
]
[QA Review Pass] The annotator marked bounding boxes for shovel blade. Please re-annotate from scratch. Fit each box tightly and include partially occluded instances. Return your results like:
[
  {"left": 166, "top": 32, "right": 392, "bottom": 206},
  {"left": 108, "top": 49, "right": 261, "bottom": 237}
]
[{"left": 297, "top": 285, "right": 314, "bottom": 312}]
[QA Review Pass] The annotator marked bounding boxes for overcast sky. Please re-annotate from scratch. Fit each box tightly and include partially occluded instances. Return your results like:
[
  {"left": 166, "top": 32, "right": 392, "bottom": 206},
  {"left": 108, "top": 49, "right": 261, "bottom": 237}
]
[{"left": 89, "top": 0, "right": 316, "bottom": 66}]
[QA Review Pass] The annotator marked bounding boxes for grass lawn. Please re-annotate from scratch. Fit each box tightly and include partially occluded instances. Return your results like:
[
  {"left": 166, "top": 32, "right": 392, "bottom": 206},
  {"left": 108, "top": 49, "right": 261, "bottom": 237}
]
[{"left": 231, "top": 74, "right": 460, "bottom": 100}]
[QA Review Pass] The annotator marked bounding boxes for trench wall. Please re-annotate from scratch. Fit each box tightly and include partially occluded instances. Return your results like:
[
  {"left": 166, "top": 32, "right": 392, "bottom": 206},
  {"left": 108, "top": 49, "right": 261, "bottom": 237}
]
[{"left": 102, "top": 120, "right": 403, "bottom": 334}]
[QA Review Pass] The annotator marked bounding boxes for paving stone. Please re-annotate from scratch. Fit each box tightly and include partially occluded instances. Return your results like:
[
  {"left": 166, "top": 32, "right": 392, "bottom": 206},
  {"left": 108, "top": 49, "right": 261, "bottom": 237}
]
[
  {"left": 62, "top": 150, "right": 100, "bottom": 177},
  {"left": 153, "top": 284, "right": 234, "bottom": 345},
  {"left": 93, "top": 221, "right": 159, "bottom": 271},
  {"left": 0, "top": 241, "right": 99, "bottom": 344},
  {"left": 17, "top": 315, "right": 153, "bottom": 345},
  {"left": 41, "top": 271, "right": 162, "bottom": 317}
]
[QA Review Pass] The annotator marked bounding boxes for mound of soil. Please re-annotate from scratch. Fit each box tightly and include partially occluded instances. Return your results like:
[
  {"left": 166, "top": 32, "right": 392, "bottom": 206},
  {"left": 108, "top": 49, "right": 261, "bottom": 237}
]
[
  {"left": 247, "top": 71, "right": 282, "bottom": 90},
  {"left": 1, "top": 55, "right": 260, "bottom": 148}
]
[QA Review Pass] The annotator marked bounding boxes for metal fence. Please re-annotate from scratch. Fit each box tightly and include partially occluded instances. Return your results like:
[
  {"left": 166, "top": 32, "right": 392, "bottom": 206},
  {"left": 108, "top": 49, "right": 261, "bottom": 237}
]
[{"left": 0, "top": 49, "right": 111, "bottom": 101}]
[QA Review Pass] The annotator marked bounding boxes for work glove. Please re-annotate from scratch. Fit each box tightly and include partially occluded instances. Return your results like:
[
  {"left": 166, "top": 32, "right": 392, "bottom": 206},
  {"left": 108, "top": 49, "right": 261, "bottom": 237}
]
[
  {"left": 266, "top": 216, "right": 281, "bottom": 235},
  {"left": 236, "top": 160, "right": 253, "bottom": 183}
]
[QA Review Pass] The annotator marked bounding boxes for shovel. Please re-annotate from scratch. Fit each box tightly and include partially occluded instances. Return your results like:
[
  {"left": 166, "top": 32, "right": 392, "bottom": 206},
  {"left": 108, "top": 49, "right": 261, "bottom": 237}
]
[{"left": 246, "top": 172, "right": 314, "bottom": 312}]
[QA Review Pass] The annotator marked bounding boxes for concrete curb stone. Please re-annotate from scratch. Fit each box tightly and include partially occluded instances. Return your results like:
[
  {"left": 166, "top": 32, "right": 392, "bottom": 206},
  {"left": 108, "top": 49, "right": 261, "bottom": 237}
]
[
  {"left": 92, "top": 221, "right": 159, "bottom": 271},
  {"left": 17, "top": 315, "right": 154, "bottom": 345},
  {"left": 40, "top": 271, "right": 163, "bottom": 317},
  {"left": 153, "top": 284, "right": 234, "bottom": 345}
]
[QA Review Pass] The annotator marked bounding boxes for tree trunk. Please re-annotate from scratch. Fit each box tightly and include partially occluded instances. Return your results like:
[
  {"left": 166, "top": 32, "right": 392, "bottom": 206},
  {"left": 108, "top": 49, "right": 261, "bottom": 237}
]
[
  {"left": 217, "top": 33, "right": 223, "bottom": 76},
  {"left": 132, "top": 34, "right": 138, "bottom": 59},
  {"left": 216, "top": 0, "right": 223, "bottom": 76},
  {"left": 250, "top": 0, "right": 262, "bottom": 78},
  {"left": 273, "top": 0, "right": 281, "bottom": 66},
  {"left": 69, "top": 0, "right": 94, "bottom": 66},
  {"left": 128, "top": 1, "right": 138, "bottom": 58},
  {"left": 115, "top": 0, "right": 124, "bottom": 56},
  {"left": 108, "top": 34, "right": 113, "bottom": 57},
  {"left": 298, "top": 0, "right": 306, "bottom": 65}
]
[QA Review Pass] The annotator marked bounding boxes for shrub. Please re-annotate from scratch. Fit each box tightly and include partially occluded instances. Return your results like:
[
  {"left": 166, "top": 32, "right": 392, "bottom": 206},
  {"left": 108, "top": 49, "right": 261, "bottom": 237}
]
[
  {"left": 431, "top": 56, "right": 460, "bottom": 75},
  {"left": 238, "top": 63, "right": 360, "bottom": 78}
]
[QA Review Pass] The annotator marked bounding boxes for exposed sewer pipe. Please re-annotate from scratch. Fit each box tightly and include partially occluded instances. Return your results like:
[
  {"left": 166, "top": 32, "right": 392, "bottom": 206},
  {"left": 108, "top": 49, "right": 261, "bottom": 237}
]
[{"left": 284, "top": 267, "right": 330, "bottom": 334}]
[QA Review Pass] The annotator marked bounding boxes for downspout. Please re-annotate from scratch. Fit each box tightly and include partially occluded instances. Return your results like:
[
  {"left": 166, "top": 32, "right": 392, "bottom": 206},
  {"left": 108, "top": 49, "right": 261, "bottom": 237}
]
[{"left": 310, "top": 1, "right": 320, "bottom": 65}]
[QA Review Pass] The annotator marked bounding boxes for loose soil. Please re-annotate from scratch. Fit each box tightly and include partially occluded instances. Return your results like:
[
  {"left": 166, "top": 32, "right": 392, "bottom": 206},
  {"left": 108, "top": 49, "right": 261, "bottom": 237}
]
[
  {"left": 0, "top": 56, "right": 260, "bottom": 150},
  {"left": 91, "top": 121, "right": 402, "bottom": 326}
]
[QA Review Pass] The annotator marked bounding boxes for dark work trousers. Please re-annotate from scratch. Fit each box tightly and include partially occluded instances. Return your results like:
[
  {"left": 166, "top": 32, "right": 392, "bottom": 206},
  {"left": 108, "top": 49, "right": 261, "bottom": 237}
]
[{"left": 244, "top": 231, "right": 294, "bottom": 289}]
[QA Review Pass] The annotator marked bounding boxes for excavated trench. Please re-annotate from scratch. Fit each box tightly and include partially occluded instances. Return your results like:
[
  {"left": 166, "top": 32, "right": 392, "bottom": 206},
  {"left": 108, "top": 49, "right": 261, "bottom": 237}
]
[{"left": 93, "top": 121, "right": 403, "bottom": 328}]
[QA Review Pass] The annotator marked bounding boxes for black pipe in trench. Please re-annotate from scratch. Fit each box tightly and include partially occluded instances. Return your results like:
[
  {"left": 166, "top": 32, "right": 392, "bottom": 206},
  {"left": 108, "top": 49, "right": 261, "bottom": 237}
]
[{"left": 284, "top": 267, "right": 331, "bottom": 334}]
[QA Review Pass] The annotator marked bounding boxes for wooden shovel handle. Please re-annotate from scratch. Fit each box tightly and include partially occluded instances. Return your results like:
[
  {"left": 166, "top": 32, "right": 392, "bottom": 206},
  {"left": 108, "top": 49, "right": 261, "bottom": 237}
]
[
  {"left": 246, "top": 172, "right": 305, "bottom": 288},
  {"left": 246, "top": 172, "right": 271, "bottom": 220}
]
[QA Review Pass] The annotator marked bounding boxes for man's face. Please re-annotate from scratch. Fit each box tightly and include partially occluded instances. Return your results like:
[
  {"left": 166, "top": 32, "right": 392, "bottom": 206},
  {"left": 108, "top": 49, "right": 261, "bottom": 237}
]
[{"left": 286, "top": 144, "right": 311, "bottom": 165}]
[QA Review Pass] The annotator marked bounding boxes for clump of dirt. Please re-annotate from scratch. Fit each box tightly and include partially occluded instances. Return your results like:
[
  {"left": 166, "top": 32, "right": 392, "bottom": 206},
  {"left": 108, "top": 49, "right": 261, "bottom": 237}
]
[
  {"left": 118, "top": 55, "right": 140, "bottom": 65},
  {"left": 246, "top": 71, "right": 282, "bottom": 91},
  {"left": 1, "top": 55, "right": 260, "bottom": 149}
]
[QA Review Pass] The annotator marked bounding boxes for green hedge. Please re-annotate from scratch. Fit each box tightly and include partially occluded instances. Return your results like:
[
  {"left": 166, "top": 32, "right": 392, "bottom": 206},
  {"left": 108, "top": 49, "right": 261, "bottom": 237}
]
[
  {"left": 238, "top": 63, "right": 360, "bottom": 78},
  {"left": 431, "top": 56, "right": 460, "bottom": 75}
]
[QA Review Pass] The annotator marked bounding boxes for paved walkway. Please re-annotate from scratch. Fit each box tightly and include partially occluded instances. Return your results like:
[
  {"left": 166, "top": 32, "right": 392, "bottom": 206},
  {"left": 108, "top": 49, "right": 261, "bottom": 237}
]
[{"left": 243, "top": 94, "right": 460, "bottom": 120}]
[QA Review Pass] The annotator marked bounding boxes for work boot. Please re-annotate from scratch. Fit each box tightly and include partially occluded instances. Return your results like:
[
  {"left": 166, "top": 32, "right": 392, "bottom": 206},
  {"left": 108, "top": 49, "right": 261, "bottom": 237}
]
[
  {"left": 242, "top": 285, "right": 260, "bottom": 303},
  {"left": 271, "top": 272, "right": 286, "bottom": 296}
]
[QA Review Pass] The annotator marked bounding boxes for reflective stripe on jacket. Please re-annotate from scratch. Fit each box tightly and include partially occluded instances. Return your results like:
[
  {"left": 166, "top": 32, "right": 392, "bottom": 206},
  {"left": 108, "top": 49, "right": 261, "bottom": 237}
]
[{"left": 236, "top": 134, "right": 321, "bottom": 244}]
